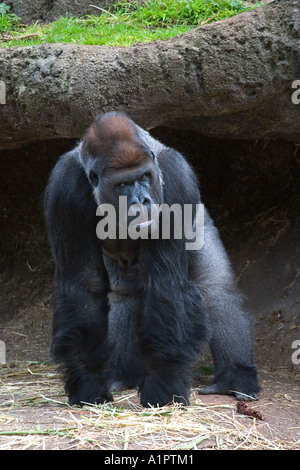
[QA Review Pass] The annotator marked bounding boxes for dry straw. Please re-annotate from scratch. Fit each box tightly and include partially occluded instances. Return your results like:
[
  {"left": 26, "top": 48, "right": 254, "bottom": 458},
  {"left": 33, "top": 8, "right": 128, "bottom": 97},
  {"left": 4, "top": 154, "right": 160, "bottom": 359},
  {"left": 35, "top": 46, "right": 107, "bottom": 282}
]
[{"left": 0, "top": 362, "right": 299, "bottom": 450}]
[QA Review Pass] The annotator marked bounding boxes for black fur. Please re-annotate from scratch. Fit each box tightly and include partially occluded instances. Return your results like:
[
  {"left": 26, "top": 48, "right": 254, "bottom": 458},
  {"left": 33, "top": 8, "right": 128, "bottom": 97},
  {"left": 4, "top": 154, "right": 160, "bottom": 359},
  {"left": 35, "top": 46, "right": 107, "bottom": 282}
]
[{"left": 44, "top": 112, "right": 259, "bottom": 406}]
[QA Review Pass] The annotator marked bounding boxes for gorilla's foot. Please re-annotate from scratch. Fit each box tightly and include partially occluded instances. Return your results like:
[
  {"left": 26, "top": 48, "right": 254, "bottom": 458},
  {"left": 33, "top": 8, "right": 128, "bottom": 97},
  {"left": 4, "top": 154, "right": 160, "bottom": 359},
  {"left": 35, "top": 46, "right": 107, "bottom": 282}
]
[
  {"left": 198, "top": 383, "right": 258, "bottom": 401},
  {"left": 68, "top": 383, "right": 114, "bottom": 406},
  {"left": 139, "top": 373, "right": 190, "bottom": 407}
]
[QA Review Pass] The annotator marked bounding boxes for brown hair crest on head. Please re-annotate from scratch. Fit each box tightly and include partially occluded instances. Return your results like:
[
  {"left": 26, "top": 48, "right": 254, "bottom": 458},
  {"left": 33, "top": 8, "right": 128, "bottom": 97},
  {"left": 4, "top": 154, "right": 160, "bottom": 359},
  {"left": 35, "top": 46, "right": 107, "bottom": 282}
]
[{"left": 82, "top": 112, "right": 148, "bottom": 168}]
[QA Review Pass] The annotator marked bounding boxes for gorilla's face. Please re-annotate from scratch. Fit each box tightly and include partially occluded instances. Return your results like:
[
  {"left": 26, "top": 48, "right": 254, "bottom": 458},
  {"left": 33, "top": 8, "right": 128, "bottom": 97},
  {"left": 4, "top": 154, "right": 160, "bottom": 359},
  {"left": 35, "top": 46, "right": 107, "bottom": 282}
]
[{"left": 88, "top": 156, "right": 163, "bottom": 239}]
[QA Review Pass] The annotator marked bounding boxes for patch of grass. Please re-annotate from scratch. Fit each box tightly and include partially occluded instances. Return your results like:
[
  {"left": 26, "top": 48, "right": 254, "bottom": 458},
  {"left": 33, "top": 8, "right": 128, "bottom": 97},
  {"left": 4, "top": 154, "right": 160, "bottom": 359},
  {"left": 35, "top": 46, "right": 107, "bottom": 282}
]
[
  {"left": 0, "top": 9, "right": 21, "bottom": 32},
  {"left": 0, "top": 1, "right": 265, "bottom": 47},
  {"left": 194, "top": 365, "right": 214, "bottom": 379},
  {"left": 42, "top": 15, "right": 192, "bottom": 47},
  {"left": 114, "top": 0, "right": 261, "bottom": 26}
]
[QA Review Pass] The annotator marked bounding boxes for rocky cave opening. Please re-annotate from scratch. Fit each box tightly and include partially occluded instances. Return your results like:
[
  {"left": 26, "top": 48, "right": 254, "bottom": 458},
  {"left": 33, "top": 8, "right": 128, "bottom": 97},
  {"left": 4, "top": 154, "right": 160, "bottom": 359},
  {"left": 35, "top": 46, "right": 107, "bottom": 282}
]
[{"left": 0, "top": 130, "right": 299, "bottom": 371}]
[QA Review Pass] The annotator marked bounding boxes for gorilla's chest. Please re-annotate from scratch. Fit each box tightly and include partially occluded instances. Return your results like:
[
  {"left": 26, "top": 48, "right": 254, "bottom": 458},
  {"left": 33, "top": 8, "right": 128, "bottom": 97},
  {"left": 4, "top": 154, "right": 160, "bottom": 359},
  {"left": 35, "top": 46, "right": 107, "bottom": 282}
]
[{"left": 102, "top": 246, "right": 147, "bottom": 295}]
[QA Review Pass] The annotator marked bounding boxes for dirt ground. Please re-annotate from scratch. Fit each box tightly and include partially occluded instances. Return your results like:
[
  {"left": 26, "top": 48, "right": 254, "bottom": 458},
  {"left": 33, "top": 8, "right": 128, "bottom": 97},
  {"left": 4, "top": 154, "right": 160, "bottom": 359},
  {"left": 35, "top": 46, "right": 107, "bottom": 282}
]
[
  {"left": 0, "top": 131, "right": 299, "bottom": 450},
  {"left": 0, "top": 362, "right": 299, "bottom": 450}
]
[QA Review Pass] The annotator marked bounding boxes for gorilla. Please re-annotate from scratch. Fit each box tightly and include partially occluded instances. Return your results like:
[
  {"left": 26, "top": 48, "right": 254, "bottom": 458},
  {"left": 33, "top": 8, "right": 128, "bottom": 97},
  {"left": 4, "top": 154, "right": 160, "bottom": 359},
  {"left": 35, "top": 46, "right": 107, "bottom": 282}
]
[{"left": 44, "top": 112, "right": 259, "bottom": 407}]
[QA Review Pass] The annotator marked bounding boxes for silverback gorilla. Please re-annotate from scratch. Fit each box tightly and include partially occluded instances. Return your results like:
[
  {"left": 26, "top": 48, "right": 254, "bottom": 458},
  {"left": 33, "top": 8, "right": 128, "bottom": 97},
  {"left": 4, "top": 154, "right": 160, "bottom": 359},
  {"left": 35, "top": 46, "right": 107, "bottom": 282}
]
[{"left": 44, "top": 112, "right": 259, "bottom": 406}]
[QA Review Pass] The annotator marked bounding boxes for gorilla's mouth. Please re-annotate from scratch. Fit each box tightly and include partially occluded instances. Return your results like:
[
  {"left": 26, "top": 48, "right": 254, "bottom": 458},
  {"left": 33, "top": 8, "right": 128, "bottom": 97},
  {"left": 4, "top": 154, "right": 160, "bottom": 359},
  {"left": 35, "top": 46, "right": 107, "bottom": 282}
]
[{"left": 136, "top": 219, "right": 153, "bottom": 228}]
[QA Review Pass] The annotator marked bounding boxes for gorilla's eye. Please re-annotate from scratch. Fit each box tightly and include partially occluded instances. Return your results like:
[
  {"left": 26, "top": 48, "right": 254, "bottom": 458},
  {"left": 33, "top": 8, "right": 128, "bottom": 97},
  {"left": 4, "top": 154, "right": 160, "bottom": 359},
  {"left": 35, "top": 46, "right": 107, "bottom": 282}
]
[
  {"left": 89, "top": 170, "right": 99, "bottom": 187},
  {"left": 117, "top": 181, "right": 126, "bottom": 187},
  {"left": 139, "top": 172, "right": 150, "bottom": 182}
]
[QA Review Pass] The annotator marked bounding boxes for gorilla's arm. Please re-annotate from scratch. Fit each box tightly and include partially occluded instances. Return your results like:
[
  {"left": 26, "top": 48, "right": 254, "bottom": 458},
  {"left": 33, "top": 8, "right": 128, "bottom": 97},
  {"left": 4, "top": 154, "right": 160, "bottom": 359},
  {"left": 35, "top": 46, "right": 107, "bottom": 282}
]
[
  {"left": 139, "top": 239, "right": 207, "bottom": 406},
  {"left": 138, "top": 149, "right": 207, "bottom": 406},
  {"left": 44, "top": 148, "right": 112, "bottom": 405}
]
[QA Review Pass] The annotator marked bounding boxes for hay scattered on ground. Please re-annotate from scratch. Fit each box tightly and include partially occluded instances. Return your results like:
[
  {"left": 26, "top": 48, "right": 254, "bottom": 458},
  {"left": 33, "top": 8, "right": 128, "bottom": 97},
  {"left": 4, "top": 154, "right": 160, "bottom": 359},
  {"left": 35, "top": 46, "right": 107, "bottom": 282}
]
[{"left": 0, "top": 362, "right": 299, "bottom": 450}]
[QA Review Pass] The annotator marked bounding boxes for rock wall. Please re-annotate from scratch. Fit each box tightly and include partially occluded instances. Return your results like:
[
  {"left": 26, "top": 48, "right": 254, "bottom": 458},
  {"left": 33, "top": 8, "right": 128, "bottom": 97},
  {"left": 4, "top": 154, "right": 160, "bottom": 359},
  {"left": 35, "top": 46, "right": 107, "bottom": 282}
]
[
  {"left": 6, "top": 0, "right": 113, "bottom": 23},
  {"left": 0, "top": 0, "right": 300, "bottom": 150}
]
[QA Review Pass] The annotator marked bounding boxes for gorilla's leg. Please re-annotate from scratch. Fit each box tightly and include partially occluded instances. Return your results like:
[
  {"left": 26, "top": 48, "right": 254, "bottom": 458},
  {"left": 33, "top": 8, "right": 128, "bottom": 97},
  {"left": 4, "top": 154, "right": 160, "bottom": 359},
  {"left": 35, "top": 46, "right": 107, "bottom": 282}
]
[{"left": 198, "top": 209, "right": 259, "bottom": 400}]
